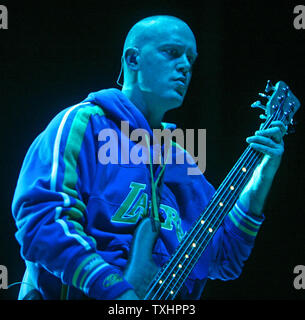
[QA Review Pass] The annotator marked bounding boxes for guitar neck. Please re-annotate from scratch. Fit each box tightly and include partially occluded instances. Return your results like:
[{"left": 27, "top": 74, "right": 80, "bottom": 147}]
[
  {"left": 144, "top": 145, "right": 263, "bottom": 300},
  {"left": 143, "top": 80, "right": 300, "bottom": 300}
]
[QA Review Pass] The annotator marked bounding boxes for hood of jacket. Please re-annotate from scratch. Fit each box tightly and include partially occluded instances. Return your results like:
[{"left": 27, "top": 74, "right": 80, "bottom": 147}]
[{"left": 82, "top": 88, "right": 177, "bottom": 134}]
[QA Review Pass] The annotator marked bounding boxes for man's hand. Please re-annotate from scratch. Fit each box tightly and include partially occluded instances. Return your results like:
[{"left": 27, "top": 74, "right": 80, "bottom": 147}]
[
  {"left": 246, "top": 120, "right": 286, "bottom": 179},
  {"left": 239, "top": 120, "right": 287, "bottom": 216}
]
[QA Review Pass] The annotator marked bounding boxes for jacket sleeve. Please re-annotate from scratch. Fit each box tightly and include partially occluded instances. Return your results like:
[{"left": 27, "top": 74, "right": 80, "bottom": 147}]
[
  {"left": 208, "top": 199, "right": 264, "bottom": 280},
  {"left": 11, "top": 102, "right": 133, "bottom": 299}
]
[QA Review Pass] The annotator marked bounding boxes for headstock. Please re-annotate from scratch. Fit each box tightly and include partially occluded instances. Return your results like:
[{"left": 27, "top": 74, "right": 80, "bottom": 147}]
[{"left": 251, "top": 80, "right": 301, "bottom": 133}]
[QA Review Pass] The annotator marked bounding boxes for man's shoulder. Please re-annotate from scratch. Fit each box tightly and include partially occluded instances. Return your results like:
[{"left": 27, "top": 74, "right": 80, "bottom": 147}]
[{"left": 51, "top": 101, "right": 105, "bottom": 127}]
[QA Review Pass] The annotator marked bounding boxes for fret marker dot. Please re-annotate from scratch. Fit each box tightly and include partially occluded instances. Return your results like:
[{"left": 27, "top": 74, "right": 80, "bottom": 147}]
[
  {"left": 209, "top": 228, "right": 213, "bottom": 233},
  {"left": 242, "top": 167, "right": 247, "bottom": 172},
  {"left": 230, "top": 185, "right": 235, "bottom": 190},
  {"left": 178, "top": 264, "right": 182, "bottom": 268},
  {"left": 170, "top": 291, "right": 174, "bottom": 295},
  {"left": 159, "top": 280, "right": 163, "bottom": 284},
  {"left": 201, "top": 220, "right": 205, "bottom": 224},
  {"left": 192, "top": 242, "right": 196, "bottom": 248},
  {"left": 185, "top": 254, "right": 189, "bottom": 259},
  {"left": 219, "top": 202, "right": 223, "bottom": 207},
  {"left": 172, "top": 274, "right": 176, "bottom": 277}
]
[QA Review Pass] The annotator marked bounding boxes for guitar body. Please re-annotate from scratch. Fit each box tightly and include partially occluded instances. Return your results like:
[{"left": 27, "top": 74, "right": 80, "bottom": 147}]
[{"left": 124, "top": 218, "right": 160, "bottom": 299}]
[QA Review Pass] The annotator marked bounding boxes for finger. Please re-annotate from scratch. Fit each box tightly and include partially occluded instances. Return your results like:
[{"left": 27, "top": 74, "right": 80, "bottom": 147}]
[
  {"left": 247, "top": 142, "right": 284, "bottom": 157},
  {"left": 269, "top": 121, "right": 288, "bottom": 136},
  {"left": 258, "top": 121, "right": 287, "bottom": 139},
  {"left": 254, "top": 127, "right": 283, "bottom": 143},
  {"left": 246, "top": 135, "right": 280, "bottom": 149}
]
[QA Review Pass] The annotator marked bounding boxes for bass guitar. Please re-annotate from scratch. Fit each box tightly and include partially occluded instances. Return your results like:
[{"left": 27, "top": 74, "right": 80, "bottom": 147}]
[{"left": 124, "top": 80, "right": 300, "bottom": 299}]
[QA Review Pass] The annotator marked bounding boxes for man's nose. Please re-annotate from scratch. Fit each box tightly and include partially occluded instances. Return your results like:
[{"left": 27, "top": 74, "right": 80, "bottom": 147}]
[{"left": 176, "top": 54, "right": 192, "bottom": 75}]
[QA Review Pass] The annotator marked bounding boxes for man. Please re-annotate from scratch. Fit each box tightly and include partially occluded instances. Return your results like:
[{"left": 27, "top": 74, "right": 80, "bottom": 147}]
[{"left": 12, "top": 15, "right": 286, "bottom": 300}]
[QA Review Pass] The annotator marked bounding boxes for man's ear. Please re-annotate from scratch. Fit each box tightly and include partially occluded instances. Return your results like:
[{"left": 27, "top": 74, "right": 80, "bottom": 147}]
[{"left": 124, "top": 47, "right": 140, "bottom": 71}]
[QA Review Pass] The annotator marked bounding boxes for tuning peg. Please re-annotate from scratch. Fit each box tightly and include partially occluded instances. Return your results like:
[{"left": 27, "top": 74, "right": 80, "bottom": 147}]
[
  {"left": 251, "top": 100, "right": 266, "bottom": 111},
  {"left": 265, "top": 80, "right": 276, "bottom": 93},
  {"left": 258, "top": 92, "right": 270, "bottom": 99}
]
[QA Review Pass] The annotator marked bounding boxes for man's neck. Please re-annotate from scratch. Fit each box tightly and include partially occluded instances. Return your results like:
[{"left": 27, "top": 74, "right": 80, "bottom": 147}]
[{"left": 121, "top": 86, "right": 164, "bottom": 129}]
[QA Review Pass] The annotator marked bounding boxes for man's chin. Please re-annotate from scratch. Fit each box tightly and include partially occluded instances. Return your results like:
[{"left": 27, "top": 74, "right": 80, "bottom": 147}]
[
  {"left": 150, "top": 90, "right": 185, "bottom": 112},
  {"left": 164, "top": 91, "right": 185, "bottom": 109}
]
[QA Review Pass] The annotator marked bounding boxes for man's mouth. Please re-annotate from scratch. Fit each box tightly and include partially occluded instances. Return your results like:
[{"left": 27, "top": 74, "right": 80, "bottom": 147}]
[
  {"left": 173, "top": 81, "right": 186, "bottom": 96},
  {"left": 175, "top": 80, "right": 186, "bottom": 87},
  {"left": 174, "top": 77, "right": 187, "bottom": 86}
]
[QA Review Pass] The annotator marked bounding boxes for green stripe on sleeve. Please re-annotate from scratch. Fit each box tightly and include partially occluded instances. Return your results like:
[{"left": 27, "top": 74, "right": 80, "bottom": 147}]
[
  {"left": 62, "top": 105, "right": 104, "bottom": 199},
  {"left": 228, "top": 211, "right": 258, "bottom": 237},
  {"left": 72, "top": 253, "right": 103, "bottom": 287},
  {"left": 232, "top": 207, "right": 260, "bottom": 230}
]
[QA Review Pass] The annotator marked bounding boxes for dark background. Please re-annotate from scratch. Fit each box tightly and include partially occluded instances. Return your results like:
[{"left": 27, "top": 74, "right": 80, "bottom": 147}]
[{"left": 0, "top": 0, "right": 304, "bottom": 300}]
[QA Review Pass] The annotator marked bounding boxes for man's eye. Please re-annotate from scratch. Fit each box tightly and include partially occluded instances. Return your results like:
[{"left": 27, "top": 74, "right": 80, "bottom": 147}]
[{"left": 164, "top": 48, "right": 178, "bottom": 57}]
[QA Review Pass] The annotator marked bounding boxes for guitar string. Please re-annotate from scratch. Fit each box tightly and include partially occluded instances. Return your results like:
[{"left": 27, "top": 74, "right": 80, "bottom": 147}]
[
  {"left": 169, "top": 104, "right": 294, "bottom": 299},
  {"left": 145, "top": 145, "right": 260, "bottom": 299},
  {"left": 148, "top": 89, "right": 293, "bottom": 299},
  {"left": 159, "top": 147, "right": 262, "bottom": 299},
  {"left": 168, "top": 105, "right": 291, "bottom": 299},
  {"left": 160, "top": 109, "right": 284, "bottom": 300},
  {"left": 157, "top": 107, "right": 284, "bottom": 299},
  {"left": 146, "top": 108, "right": 282, "bottom": 299},
  {"left": 145, "top": 143, "right": 262, "bottom": 299},
  {"left": 167, "top": 152, "right": 261, "bottom": 299},
  {"left": 148, "top": 148, "right": 259, "bottom": 299},
  {"left": 159, "top": 146, "right": 265, "bottom": 299},
  {"left": 144, "top": 118, "right": 268, "bottom": 299}
]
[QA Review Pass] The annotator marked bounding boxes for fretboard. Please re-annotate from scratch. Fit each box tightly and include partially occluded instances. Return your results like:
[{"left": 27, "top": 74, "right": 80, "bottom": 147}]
[{"left": 144, "top": 144, "right": 263, "bottom": 299}]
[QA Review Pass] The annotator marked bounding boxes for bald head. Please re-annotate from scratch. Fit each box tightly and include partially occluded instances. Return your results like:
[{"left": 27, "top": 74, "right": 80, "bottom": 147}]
[
  {"left": 121, "top": 15, "right": 197, "bottom": 80},
  {"left": 123, "top": 15, "right": 194, "bottom": 53}
]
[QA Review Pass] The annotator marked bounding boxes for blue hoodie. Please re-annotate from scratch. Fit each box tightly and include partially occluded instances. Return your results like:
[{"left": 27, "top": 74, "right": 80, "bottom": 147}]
[{"left": 12, "top": 88, "right": 264, "bottom": 300}]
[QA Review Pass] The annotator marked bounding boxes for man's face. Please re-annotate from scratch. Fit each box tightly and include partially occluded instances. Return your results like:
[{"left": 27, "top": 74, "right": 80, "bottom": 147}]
[{"left": 136, "top": 21, "right": 198, "bottom": 110}]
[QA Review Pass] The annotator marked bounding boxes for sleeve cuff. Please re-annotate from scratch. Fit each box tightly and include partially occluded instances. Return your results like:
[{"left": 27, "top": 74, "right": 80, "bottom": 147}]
[
  {"left": 71, "top": 253, "right": 133, "bottom": 300},
  {"left": 225, "top": 200, "right": 265, "bottom": 241},
  {"left": 87, "top": 266, "right": 134, "bottom": 300}
]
